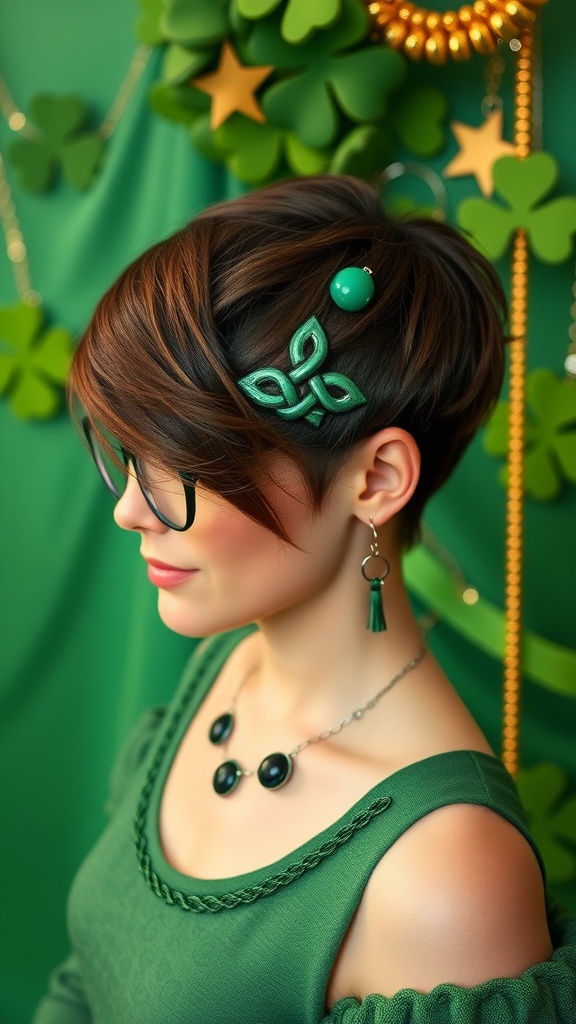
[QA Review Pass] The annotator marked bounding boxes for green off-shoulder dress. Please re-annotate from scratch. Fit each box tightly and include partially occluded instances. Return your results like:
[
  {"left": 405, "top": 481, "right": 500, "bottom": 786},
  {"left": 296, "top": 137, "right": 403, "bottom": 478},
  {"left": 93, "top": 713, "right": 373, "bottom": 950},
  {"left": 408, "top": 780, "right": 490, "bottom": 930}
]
[{"left": 33, "top": 629, "right": 576, "bottom": 1024}]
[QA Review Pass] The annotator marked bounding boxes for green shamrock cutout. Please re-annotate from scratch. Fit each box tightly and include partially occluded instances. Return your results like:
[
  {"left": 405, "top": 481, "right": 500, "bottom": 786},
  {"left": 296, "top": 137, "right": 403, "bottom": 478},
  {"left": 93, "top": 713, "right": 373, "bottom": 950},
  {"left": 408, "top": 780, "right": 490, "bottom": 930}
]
[
  {"left": 237, "top": 0, "right": 342, "bottom": 44},
  {"left": 248, "top": 0, "right": 405, "bottom": 149},
  {"left": 484, "top": 368, "right": 576, "bottom": 501},
  {"left": 0, "top": 303, "right": 73, "bottom": 419},
  {"left": 204, "top": 112, "right": 326, "bottom": 182},
  {"left": 516, "top": 763, "right": 576, "bottom": 883},
  {"left": 390, "top": 87, "right": 448, "bottom": 158},
  {"left": 161, "top": 0, "right": 231, "bottom": 46},
  {"left": 162, "top": 42, "right": 214, "bottom": 85},
  {"left": 9, "top": 95, "right": 104, "bottom": 192},
  {"left": 149, "top": 80, "right": 210, "bottom": 126},
  {"left": 136, "top": 0, "right": 167, "bottom": 44},
  {"left": 330, "top": 124, "right": 394, "bottom": 180},
  {"left": 458, "top": 152, "right": 576, "bottom": 264},
  {"left": 191, "top": 112, "right": 283, "bottom": 180}
]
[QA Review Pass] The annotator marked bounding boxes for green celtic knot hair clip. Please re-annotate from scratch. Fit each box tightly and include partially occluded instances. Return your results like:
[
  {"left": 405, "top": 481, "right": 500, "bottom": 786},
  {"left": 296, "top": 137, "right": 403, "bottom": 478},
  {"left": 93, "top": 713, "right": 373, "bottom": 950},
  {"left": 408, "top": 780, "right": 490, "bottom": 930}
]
[{"left": 237, "top": 267, "right": 374, "bottom": 427}]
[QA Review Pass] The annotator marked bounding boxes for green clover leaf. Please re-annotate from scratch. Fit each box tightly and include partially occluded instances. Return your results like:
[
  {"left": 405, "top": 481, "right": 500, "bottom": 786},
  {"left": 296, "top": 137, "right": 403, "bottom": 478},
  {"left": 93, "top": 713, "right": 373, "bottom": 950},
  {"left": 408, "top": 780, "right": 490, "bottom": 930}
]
[
  {"left": 284, "top": 131, "right": 328, "bottom": 176},
  {"left": 0, "top": 303, "right": 73, "bottom": 419},
  {"left": 8, "top": 95, "right": 104, "bottom": 192},
  {"left": 330, "top": 124, "right": 394, "bottom": 179},
  {"left": 484, "top": 368, "right": 576, "bottom": 501},
  {"left": 516, "top": 763, "right": 576, "bottom": 883},
  {"left": 162, "top": 43, "right": 215, "bottom": 84},
  {"left": 237, "top": 0, "right": 342, "bottom": 44},
  {"left": 458, "top": 152, "right": 576, "bottom": 264},
  {"left": 149, "top": 81, "right": 210, "bottom": 125},
  {"left": 196, "top": 111, "right": 327, "bottom": 183},
  {"left": 390, "top": 87, "right": 448, "bottom": 158},
  {"left": 248, "top": 0, "right": 405, "bottom": 149},
  {"left": 212, "top": 115, "right": 283, "bottom": 181},
  {"left": 136, "top": 0, "right": 167, "bottom": 44},
  {"left": 161, "top": 0, "right": 231, "bottom": 46}
]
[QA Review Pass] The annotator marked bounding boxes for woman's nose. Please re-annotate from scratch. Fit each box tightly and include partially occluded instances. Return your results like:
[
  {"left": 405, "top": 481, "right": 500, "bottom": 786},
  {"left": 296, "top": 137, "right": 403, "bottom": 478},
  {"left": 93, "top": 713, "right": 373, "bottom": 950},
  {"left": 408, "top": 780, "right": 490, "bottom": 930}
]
[{"left": 113, "top": 471, "right": 166, "bottom": 533}]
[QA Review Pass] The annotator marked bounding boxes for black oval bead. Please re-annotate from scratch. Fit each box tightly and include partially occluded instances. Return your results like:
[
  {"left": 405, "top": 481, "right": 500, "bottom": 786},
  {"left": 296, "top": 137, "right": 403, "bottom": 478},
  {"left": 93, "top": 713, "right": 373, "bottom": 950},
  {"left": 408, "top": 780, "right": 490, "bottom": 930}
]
[
  {"left": 209, "top": 712, "right": 234, "bottom": 746},
  {"left": 213, "top": 760, "right": 241, "bottom": 796},
  {"left": 257, "top": 752, "right": 293, "bottom": 791}
]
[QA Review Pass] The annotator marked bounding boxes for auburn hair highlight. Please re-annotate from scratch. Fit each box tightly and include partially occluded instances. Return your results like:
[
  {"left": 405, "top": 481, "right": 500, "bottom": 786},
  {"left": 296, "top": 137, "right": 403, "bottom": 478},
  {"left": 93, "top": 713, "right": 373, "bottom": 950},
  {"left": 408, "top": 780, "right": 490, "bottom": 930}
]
[{"left": 69, "top": 175, "right": 507, "bottom": 546}]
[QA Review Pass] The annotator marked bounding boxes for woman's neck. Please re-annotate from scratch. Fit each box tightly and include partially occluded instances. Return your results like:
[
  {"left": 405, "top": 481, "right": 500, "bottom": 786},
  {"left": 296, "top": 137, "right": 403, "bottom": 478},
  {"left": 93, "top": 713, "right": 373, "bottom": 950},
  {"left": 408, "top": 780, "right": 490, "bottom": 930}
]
[{"left": 247, "top": 535, "right": 425, "bottom": 724}]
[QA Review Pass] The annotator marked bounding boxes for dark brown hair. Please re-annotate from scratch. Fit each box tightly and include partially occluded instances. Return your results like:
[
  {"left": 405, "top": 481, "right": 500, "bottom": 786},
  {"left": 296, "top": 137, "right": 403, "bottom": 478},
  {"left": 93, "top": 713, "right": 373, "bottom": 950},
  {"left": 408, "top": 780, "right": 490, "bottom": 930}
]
[{"left": 69, "top": 175, "right": 507, "bottom": 547}]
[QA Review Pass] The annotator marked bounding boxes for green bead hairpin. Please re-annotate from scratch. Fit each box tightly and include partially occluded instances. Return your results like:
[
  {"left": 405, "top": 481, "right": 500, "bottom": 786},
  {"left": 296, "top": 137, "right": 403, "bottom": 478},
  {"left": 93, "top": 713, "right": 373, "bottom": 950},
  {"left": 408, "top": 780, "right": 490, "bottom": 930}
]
[
  {"left": 330, "top": 266, "right": 375, "bottom": 311},
  {"left": 237, "top": 267, "right": 374, "bottom": 427}
]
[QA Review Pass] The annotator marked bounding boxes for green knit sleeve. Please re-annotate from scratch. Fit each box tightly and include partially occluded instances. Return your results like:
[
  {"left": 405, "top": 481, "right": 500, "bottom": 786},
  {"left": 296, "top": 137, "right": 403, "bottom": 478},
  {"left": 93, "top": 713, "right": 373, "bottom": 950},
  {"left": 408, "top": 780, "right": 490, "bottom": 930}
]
[
  {"left": 323, "top": 902, "right": 576, "bottom": 1024},
  {"left": 30, "top": 951, "right": 92, "bottom": 1024},
  {"left": 31, "top": 706, "right": 168, "bottom": 1024}
]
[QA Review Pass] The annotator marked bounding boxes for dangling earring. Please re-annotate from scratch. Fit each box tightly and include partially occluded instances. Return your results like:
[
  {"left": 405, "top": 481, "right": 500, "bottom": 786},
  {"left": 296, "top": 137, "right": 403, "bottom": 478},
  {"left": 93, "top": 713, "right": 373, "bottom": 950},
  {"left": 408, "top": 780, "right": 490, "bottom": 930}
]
[{"left": 361, "top": 518, "right": 390, "bottom": 632}]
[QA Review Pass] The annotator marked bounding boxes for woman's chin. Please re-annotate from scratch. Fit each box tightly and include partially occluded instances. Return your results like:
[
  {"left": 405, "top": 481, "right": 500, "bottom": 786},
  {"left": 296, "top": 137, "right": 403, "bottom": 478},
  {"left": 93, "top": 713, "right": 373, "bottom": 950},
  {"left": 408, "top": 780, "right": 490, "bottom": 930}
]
[{"left": 155, "top": 589, "right": 251, "bottom": 639}]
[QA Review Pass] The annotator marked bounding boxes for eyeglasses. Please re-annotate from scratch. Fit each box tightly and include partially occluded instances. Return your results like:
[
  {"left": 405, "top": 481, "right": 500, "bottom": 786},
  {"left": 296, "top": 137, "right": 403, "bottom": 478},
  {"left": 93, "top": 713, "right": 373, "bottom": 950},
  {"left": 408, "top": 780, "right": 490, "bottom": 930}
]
[{"left": 82, "top": 418, "right": 197, "bottom": 531}]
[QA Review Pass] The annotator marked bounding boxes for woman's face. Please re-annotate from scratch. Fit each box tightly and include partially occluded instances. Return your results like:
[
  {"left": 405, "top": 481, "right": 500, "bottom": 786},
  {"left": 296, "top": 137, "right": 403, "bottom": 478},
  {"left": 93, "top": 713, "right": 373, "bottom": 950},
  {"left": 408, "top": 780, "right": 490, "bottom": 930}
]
[{"left": 113, "top": 459, "right": 354, "bottom": 638}]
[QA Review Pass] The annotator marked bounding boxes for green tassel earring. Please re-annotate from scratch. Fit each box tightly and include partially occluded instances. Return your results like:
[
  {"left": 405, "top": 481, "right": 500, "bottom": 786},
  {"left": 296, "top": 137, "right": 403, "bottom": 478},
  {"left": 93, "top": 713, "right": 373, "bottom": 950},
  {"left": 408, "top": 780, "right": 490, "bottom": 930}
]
[
  {"left": 361, "top": 519, "right": 390, "bottom": 633},
  {"left": 368, "top": 579, "right": 387, "bottom": 632}
]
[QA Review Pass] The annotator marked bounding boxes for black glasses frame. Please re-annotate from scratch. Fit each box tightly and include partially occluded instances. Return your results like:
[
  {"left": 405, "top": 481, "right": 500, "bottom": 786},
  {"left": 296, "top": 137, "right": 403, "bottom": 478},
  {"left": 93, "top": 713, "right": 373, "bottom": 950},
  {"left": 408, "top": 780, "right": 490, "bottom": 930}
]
[{"left": 82, "top": 418, "right": 197, "bottom": 531}]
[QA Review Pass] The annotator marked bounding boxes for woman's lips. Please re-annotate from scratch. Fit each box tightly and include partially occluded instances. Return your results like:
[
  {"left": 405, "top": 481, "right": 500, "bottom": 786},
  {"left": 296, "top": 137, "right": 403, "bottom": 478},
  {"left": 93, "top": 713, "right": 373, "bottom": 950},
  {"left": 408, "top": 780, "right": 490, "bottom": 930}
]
[{"left": 144, "top": 558, "right": 198, "bottom": 588}]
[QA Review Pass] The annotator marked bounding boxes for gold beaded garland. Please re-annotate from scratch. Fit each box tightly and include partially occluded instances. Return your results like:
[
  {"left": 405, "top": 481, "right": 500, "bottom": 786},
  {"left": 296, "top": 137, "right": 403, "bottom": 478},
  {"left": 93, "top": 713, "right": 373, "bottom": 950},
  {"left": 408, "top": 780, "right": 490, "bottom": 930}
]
[
  {"left": 501, "top": 27, "right": 536, "bottom": 778},
  {"left": 366, "top": 0, "right": 548, "bottom": 63}
]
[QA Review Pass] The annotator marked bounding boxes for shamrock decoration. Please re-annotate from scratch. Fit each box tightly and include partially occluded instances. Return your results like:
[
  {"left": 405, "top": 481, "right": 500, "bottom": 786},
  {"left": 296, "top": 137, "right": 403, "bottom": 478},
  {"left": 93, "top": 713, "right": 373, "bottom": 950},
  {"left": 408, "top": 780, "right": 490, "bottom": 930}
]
[
  {"left": 162, "top": 0, "right": 232, "bottom": 47},
  {"left": 196, "top": 113, "right": 327, "bottom": 183},
  {"left": 516, "top": 763, "right": 576, "bottom": 883},
  {"left": 8, "top": 95, "right": 104, "bottom": 192},
  {"left": 247, "top": 0, "right": 405, "bottom": 150},
  {"left": 458, "top": 152, "right": 576, "bottom": 264},
  {"left": 141, "top": 0, "right": 450, "bottom": 186},
  {"left": 484, "top": 369, "right": 576, "bottom": 501},
  {"left": 0, "top": 303, "right": 73, "bottom": 419},
  {"left": 390, "top": 87, "right": 448, "bottom": 158},
  {"left": 136, "top": 0, "right": 167, "bottom": 44},
  {"left": 236, "top": 0, "right": 341, "bottom": 44},
  {"left": 330, "top": 124, "right": 394, "bottom": 180},
  {"left": 138, "top": 0, "right": 243, "bottom": 47}
]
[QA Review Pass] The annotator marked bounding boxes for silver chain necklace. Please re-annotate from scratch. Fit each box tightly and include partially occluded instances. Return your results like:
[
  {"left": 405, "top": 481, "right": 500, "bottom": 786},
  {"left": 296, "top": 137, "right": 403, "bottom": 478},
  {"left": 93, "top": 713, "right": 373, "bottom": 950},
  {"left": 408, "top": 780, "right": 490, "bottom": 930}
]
[{"left": 208, "top": 646, "right": 427, "bottom": 796}]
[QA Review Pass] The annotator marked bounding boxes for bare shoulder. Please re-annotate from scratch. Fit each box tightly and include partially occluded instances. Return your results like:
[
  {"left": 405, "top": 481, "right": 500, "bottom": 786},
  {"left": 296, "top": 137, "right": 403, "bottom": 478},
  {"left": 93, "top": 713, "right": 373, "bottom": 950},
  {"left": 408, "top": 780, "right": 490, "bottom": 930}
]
[{"left": 331, "top": 802, "right": 553, "bottom": 1003}]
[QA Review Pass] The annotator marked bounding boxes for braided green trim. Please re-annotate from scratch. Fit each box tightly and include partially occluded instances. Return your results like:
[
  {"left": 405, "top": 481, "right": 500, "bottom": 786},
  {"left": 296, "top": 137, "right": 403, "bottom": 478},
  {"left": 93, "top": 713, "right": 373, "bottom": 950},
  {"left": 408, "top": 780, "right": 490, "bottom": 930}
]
[{"left": 133, "top": 639, "right": 393, "bottom": 913}]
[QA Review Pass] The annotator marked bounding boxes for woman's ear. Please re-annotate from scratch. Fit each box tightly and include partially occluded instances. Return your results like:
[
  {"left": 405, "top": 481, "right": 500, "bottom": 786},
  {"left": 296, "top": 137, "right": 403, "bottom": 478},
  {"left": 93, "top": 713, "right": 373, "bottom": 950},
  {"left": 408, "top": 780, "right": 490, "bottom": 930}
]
[{"left": 351, "top": 427, "right": 421, "bottom": 527}]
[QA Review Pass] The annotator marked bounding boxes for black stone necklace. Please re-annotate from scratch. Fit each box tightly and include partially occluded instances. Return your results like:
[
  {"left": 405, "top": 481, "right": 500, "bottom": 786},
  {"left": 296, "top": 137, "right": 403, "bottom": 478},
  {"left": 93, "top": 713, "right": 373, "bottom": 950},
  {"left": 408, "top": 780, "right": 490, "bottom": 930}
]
[{"left": 208, "top": 646, "right": 427, "bottom": 796}]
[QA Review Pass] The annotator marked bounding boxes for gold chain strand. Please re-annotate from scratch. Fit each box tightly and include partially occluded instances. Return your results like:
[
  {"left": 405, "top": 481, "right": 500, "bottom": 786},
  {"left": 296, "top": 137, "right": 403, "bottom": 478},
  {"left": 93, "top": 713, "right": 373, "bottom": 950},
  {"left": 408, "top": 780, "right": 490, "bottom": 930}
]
[
  {"left": 481, "top": 51, "right": 506, "bottom": 116},
  {"left": 0, "top": 44, "right": 152, "bottom": 140},
  {"left": 0, "top": 78, "right": 39, "bottom": 138},
  {"left": 566, "top": 270, "right": 576, "bottom": 378},
  {"left": 0, "top": 43, "right": 152, "bottom": 303},
  {"left": 0, "top": 151, "right": 40, "bottom": 305},
  {"left": 366, "top": 0, "right": 548, "bottom": 63},
  {"left": 502, "top": 27, "right": 534, "bottom": 777},
  {"left": 98, "top": 45, "right": 153, "bottom": 140}
]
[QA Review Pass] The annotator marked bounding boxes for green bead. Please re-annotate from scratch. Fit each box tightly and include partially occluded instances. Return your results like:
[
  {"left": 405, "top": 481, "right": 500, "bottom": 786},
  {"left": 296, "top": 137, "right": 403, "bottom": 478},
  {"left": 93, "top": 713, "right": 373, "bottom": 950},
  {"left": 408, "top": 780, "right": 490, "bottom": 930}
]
[{"left": 329, "top": 267, "right": 375, "bottom": 312}]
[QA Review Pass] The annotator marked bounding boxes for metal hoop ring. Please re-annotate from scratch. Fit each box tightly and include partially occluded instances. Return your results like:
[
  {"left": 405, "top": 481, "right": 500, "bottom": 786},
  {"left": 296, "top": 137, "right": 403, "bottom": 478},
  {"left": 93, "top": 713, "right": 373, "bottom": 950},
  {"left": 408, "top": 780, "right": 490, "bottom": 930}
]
[
  {"left": 378, "top": 161, "right": 449, "bottom": 221},
  {"left": 361, "top": 554, "right": 390, "bottom": 584}
]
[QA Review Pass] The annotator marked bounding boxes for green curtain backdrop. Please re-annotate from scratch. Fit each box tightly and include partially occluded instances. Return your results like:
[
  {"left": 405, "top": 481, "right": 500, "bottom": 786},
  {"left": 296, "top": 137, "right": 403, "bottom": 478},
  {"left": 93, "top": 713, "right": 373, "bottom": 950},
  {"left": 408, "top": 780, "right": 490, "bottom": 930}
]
[{"left": 0, "top": 2, "right": 574, "bottom": 1022}]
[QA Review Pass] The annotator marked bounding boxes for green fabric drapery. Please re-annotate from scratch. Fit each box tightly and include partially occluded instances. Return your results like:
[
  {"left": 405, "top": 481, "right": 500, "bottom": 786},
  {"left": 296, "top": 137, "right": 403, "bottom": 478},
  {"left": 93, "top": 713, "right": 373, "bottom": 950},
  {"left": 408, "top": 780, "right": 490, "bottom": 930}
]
[{"left": 0, "top": 2, "right": 575, "bottom": 1022}]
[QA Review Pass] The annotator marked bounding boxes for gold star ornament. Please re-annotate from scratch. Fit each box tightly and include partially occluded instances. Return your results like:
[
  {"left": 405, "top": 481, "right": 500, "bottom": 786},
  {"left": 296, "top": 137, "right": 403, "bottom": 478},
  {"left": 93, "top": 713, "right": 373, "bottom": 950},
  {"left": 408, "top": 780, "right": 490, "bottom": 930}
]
[
  {"left": 443, "top": 110, "right": 515, "bottom": 197},
  {"left": 193, "top": 42, "right": 274, "bottom": 130}
]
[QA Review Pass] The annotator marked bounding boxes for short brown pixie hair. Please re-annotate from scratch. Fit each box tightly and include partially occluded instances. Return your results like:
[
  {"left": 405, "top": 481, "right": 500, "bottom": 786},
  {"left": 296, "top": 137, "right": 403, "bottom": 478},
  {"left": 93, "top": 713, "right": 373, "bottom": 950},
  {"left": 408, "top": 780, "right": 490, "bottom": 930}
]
[{"left": 69, "top": 175, "right": 507, "bottom": 547}]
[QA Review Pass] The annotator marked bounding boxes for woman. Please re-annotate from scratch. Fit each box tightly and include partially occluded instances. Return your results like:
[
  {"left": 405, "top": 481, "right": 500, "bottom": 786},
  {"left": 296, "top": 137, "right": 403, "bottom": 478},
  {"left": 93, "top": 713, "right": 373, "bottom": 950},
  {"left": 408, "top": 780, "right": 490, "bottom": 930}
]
[{"left": 34, "top": 176, "right": 575, "bottom": 1023}]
